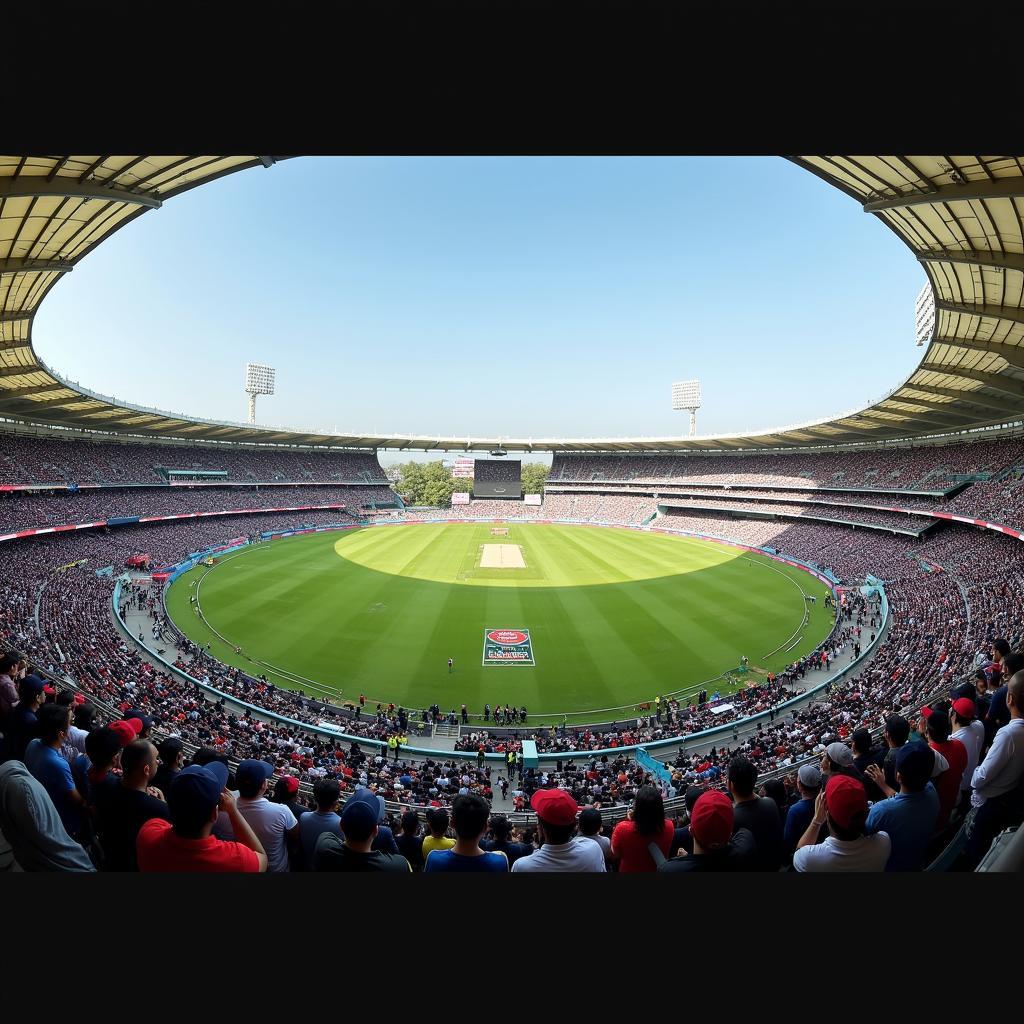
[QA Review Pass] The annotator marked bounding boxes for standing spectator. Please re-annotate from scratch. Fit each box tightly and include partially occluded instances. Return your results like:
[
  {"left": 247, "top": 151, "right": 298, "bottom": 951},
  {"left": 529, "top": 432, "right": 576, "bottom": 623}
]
[
  {"left": 151, "top": 737, "right": 184, "bottom": 797},
  {"left": 272, "top": 775, "right": 309, "bottom": 820},
  {"left": 577, "top": 807, "right": 612, "bottom": 867},
  {"left": 511, "top": 789, "right": 606, "bottom": 872},
  {"left": 782, "top": 764, "right": 822, "bottom": 859},
  {"left": 966, "top": 671, "right": 1024, "bottom": 866},
  {"left": 424, "top": 794, "right": 508, "bottom": 872},
  {"left": 312, "top": 789, "right": 412, "bottom": 872},
  {"left": 299, "top": 778, "right": 343, "bottom": 869},
  {"left": 23, "top": 704, "right": 86, "bottom": 840},
  {"left": 727, "top": 756, "right": 783, "bottom": 871},
  {"left": 793, "top": 775, "right": 890, "bottom": 872},
  {"left": 482, "top": 814, "right": 533, "bottom": 868},
  {"left": 669, "top": 785, "right": 707, "bottom": 857},
  {"left": 610, "top": 785, "right": 674, "bottom": 872},
  {"left": 421, "top": 807, "right": 456, "bottom": 858},
  {"left": 881, "top": 715, "right": 911, "bottom": 792},
  {"left": 852, "top": 728, "right": 886, "bottom": 801},
  {"left": 3, "top": 675, "right": 45, "bottom": 763},
  {"left": 0, "top": 651, "right": 24, "bottom": 716},
  {"left": 949, "top": 698, "right": 984, "bottom": 813},
  {"left": 92, "top": 739, "right": 171, "bottom": 871},
  {"left": 864, "top": 742, "right": 940, "bottom": 871},
  {"left": 658, "top": 790, "right": 756, "bottom": 873},
  {"left": 821, "top": 742, "right": 862, "bottom": 783},
  {"left": 137, "top": 761, "right": 267, "bottom": 872},
  {"left": 920, "top": 704, "right": 967, "bottom": 832},
  {"left": 395, "top": 809, "right": 425, "bottom": 871},
  {"left": 224, "top": 759, "right": 300, "bottom": 873}
]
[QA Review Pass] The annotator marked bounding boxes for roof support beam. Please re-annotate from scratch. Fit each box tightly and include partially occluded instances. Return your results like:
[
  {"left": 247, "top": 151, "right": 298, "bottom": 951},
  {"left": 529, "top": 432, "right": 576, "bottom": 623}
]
[
  {"left": 864, "top": 178, "right": 1024, "bottom": 213},
  {"left": 935, "top": 300, "right": 1024, "bottom": 327},
  {"left": 919, "top": 362, "right": 1024, "bottom": 400},
  {"left": 931, "top": 336, "right": 1024, "bottom": 370},
  {"left": 879, "top": 396, "right": 979, "bottom": 419},
  {"left": 0, "top": 365, "right": 44, "bottom": 379},
  {"left": 0, "top": 178, "right": 162, "bottom": 209},
  {"left": 0, "top": 382, "right": 64, "bottom": 396},
  {"left": 859, "top": 408, "right": 968, "bottom": 431},
  {"left": 0, "top": 311, "right": 33, "bottom": 323},
  {"left": 0, "top": 258, "right": 74, "bottom": 275},
  {"left": 918, "top": 250, "right": 1024, "bottom": 274},
  {"left": 901, "top": 383, "right": 1013, "bottom": 413},
  {"left": 2, "top": 396, "right": 88, "bottom": 410}
]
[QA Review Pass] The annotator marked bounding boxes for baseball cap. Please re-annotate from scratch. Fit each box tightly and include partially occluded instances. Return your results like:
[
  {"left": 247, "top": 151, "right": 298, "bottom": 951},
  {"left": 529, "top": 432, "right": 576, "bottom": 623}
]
[
  {"left": 341, "top": 790, "right": 380, "bottom": 832},
  {"left": 20, "top": 674, "right": 46, "bottom": 697},
  {"left": 345, "top": 786, "right": 385, "bottom": 824},
  {"left": 42, "top": 684, "right": 56, "bottom": 696},
  {"left": 73, "top": 693, "right": 87, "bottom": 705},
  {"left": 235, "top": 758, "right": 275, "bottom": 791},
  {"left": 952, "top": 697, "right": 977, "bottom": 720},
  {"left": 949, "top": 681, "right": 976, "bottom": 701},
  {"left": 124, "top": 709, "right": 156, "bottom": 730},
  {"left": 107, "top": 718, "right": 141, "bottom": 746},
  {"left": 280, "top": 776, "right": 299, "bottom": 795},
  {"left": 895, "top": 741, "right": 935, "bottom": 788},
  {"left": 530, "top": 788, "right": 580, "bottom": 827},
  {"left": 169, "top": 762, "right": 229, "bottom": 820},
  {"left": 689, "top": 790, "right": 734, "bottom": 850},
  {"left": 825, "top": 742, "right": 855, "bottom": 768},
  {"left": 824, "top": 775, "right": 868, "bottom": 830},
  {"left": 797, "top": 763, "right": 822, "bottom": 789}
]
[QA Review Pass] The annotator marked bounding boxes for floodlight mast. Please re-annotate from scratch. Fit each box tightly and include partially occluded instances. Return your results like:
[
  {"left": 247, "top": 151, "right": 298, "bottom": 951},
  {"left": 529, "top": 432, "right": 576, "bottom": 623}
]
[
  {"left": 671, "top": 378, "right": 702, "bottom": 436},
  {"left": 244, "top": 362, "right": 276, "bottom": 424}
]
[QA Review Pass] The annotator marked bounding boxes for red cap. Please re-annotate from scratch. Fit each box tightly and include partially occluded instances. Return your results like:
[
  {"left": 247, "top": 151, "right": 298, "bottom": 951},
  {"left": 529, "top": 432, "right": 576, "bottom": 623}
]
[
  {"left": 107, "top": 719, "right": 140, "bottom": 746},
  {"left": 920, "top": 705, "right": 937, "bottom": 719},
  {"left": 126, "top": 717, "right": 145, "bottom": 734},
  {"left": 824, "top": 774, "right": 868, "bottom": 830},
  {"left": 281, "top": 776, "right": 299, "bottom": 794},
  {"left": 73, "top": 693, "right": 86, "bottom": 705},
  {"left": 530, "top": 788, "right": 579, "bottom": 826},
  {"left": 952, "top": 697, "right": 976, "bottom": 720},
  {"left": 43, "top": 685, "right": 56, "bottom": 696},
  {"left": 690, "top": 791, "right": 733, "bottom": 850}
]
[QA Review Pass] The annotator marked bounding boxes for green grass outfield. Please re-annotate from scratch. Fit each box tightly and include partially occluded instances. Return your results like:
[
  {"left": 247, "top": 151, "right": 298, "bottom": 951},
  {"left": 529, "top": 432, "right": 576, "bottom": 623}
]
[{"left": 165, "top": 523, "right": 835, "bottom": 726}]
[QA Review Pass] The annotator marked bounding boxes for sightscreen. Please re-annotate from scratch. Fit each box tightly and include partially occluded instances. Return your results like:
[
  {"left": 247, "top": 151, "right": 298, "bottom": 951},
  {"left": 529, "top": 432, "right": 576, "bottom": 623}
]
[{"left": 473, "top": 459, "right": 522, "bottom": 498}]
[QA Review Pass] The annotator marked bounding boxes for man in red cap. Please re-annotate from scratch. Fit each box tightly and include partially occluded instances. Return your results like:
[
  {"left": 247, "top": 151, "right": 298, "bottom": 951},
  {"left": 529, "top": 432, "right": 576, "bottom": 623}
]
[
  {"left": 949, "top": 697, "right": 984, "bottom": 816},
  {"left": 658, "top": 790, "right": 756, "bottom": 872},
  {"left": 793, "top": 775, "right": 890, "bottom": 872},
  {"left": 919, "top": 703, "right": 967, "bottom": 832},
  {"left": 510, "top": 789, "right": 605, "bottom": 872}
]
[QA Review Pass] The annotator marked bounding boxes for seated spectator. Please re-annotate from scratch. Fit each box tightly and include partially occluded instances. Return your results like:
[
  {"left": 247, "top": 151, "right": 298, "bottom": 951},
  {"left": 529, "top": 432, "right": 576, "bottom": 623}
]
[
  {"left": 299, "top": 778, "right": 343, "bottom": 869},
  {"left": 92, "top": 739, "right": 171, "bottom": 871},
  {"left": 669, "top": 785, "right": 707, "bottom": 857},
  {"left": 793, "top": 775, "right": 890, "bottom": 872},
  {"left": 577, "top": 807, "right": 611, "bottom": 867},
  {"left": 511, "top": 789, "right": 606, "bottom": 872},
  {"left": 137, "top": 761, "right": 267, "bottom": 872},
  {"left": 151, "top": 737, "right": 184, "bottom": 796},
  {"left": 395, "top": 809, "right": 425, "bottom": 871},
  {"left": 223, "top": 759, "right": 299, "bottom": 873},
  {"left": 272, "top": 774, "right": 309, "bottom": 821},
  {"left": 421, "top": 807, "right": 456, "bottom": 858},
  {"left": 919, "top": 703, "right": 967, "bottom": 832},
  {"left": 424, "top": 794, "right": 508, "bottom": 872},
  {"left": 966, "top": 671, "right": 1024, "bottom": 867},
  {"left": 0, "top": 761, "right": 95, "bottom": 872},
  {"left": 610, "top": 785, "right": 674, "bottom": 872},
  {"left": 820, "top": 741, "right": 862, "bottom": 783},
  {"left": 23, "top": 704, "right": 86, "bottom": 841},
  {"left": 658, "top": 790, "right": 756, "bottom": 873},
  {"left": 72, "top": 725, "right": 126, "bottom": 808},
  {"left": 312, "top": 789, "right": 411, "bottom": 872},
  {"left": 727, "top": 756, "right": 783, "bottom": 871},
  {"left": 783, "top": 763, "right": 822, "bottom": 859},
  {"left": 864, "top": 742, "right": 940, "bottom": 871},
  {"left": 760, "top": 778, "right": 790, "bottom": 826}
]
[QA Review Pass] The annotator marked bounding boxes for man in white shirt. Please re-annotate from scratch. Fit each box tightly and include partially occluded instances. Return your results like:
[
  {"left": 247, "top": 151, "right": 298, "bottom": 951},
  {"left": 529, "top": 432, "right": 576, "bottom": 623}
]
[
  {"left": 966, "top": 672, "right": 1024, "bottom": 866},
  {"left": 511, "top": 789, "right": 606, "bottom": 873},
  {"left": 220, "top": 759, "right": 300, "bottom": 872},
  {"left": 949, "top": 698, "right": 985, "bottom": 806},
  {"left": 794, "top": 774, "right": 890, "bottom": 872}
]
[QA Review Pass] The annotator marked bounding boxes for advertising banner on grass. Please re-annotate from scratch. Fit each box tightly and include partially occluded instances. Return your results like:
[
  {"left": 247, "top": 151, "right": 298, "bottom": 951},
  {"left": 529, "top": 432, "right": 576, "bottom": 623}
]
[{"left": 482, "top": 627, "right": 535, "bottom": 666}]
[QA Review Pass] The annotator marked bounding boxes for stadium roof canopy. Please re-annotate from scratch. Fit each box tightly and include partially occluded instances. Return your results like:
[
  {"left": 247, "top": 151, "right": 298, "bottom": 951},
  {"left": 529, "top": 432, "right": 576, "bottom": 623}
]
[{"left": 3, "top": 154, "right": 1024, "bottom": 452}]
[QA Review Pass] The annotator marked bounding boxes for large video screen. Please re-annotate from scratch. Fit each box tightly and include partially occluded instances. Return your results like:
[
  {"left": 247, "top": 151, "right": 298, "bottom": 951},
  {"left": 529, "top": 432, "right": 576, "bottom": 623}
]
[{"left": 473, "top": 459, "right": 522, "bottom": 499}]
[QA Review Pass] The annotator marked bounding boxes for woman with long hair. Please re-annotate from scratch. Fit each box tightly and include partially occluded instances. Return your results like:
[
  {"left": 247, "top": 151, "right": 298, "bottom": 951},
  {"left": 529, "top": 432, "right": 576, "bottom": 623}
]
[{"left": 610, "top": 784, "right": 674, "bottom": 872}]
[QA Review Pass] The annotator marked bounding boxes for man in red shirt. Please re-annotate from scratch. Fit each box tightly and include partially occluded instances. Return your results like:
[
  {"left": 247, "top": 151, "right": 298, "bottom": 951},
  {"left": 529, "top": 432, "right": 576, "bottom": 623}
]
[
  {"left": 920, "top": 703, "right": 967, "bottom": 832},
  {"left": 137, "top": 761, "right": 268, "bottom": 872}
]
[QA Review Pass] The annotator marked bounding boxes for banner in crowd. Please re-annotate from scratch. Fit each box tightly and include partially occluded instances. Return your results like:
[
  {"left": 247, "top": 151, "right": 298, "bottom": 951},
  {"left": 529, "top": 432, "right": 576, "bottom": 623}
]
[
  {"left": 451, "top": 492, "right": 471, "bottom": 505},
  {"left": 524, "top": 493, "right": 542, "bottom": 505},
  {"left": 634, "top": 747, "right": 672, "bottom": 784},
  {"left": 94, "top": 566, "right": 114, "bottom": 577}
]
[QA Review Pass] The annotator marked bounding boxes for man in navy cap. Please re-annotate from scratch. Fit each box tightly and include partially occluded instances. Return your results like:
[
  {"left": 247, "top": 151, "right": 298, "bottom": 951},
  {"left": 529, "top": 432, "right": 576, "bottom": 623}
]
[
  {"left": 137, "top": 761, "right": 267, "bottom": 872},
  {"left": 2, "top": 674, "right": 46, "bottom": 763},
  {"left": 864, "top": 741, "right": 939, "bottom": 871},
  {"left": 218, "top": 759, "right": 299, "bottom": 873},
  {"left": 312, "top": 788, "right": 412, "bottom": 871}
]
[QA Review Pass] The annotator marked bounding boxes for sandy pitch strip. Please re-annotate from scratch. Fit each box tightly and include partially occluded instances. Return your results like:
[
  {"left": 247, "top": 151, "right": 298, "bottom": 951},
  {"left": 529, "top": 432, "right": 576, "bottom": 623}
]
[{"left": 480, "top": 544, "right": 526, "bottom": 568}]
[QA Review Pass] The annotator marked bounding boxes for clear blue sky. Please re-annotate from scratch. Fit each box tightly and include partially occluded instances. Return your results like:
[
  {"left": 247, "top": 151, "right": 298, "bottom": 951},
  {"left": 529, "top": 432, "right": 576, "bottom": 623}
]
[{"left": 35, "top": 157, "right": 925, "bottom": 462}]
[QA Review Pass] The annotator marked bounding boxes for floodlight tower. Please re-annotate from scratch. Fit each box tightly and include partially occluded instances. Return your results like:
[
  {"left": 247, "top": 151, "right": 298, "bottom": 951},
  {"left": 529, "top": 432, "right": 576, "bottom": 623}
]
[
  {"left": 244, "top": 362, "right": 276, "bottom": 424},
  {"left": 672, "top": 378, "right": 702, "bottom": 436}
]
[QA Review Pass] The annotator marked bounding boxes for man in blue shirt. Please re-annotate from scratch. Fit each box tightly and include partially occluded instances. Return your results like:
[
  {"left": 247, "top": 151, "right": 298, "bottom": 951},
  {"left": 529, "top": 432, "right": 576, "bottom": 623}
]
[
  {"left": 24, "top": 703, "right": 86, "bottom": 840},
  {"left": 299, "top": 778, "right": 343, "bottom": 868},
  {"left": 783, "top": 763, "right": 822, "bottom": 860},
  {"left": 864, "top": 741, "right": 939, "bottom": 871},
  {"left": 424, "top": 794, "right": 508, "bottom": 872}
]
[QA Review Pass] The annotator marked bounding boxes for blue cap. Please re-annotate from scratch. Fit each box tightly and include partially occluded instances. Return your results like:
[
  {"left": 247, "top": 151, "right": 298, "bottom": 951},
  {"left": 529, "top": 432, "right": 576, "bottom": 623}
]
[
  {"left": 895, "top": 741, "right": 934, "bottom": 788},
  {"left": 343, "top": 786, "right": 385, "bottom": 826},
  {"left": 235, "top": 758, "right": 275, "bottom": 792},
  {"left": 341, "top": 793, "right": 379, "bottom": 832},
  {"left": 20, "top": 674, "right": 46, "bottom": 697},
  {"left": 169, "top": 762, "right": 229, "bottom": 819}
]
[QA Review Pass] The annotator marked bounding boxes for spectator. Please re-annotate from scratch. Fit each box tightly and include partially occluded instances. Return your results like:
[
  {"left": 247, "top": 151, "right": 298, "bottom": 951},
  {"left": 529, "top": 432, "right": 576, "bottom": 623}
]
[
  {"left": 864, "top": 742, "right": 940, "bottom": 871},
  {"left": 920, "top": 703, "right": 967, "bottom": 832},
  {"left": 793, "top": 775, "right": 890, "bottom": 872},
  {"left": 424, "top": 794, "right": 508, "bottom": 872},
  {"left": 92, "top": 739, "right": 171, "bottom": 871},
  {"left": 577, "top": 807, "right": 612, "bottom": 867},
  {"left": 966, "top": 671, "right": 1024, "bottom": 866},
  {"left": 151, "top": 737, "right": 184, "bottom": 796},
  {"left": 820, "top": 741, "right": 862, "bottom": 783},
  {"left": 760, "top": 778, "right": 790, "bottom": 827},
  {"left": 658, "top": 790, "right": 756, "bottom": 873},
  {"left": 299, "top": 778, "right": 343, "bottom": 869},
  {"left": 395, "top": 809, "right": 425, "bottom": 870},
  {"left": 23, "top": 703, "right": 86, "bottom": 840},
  {"left": 852, "top": 727, "right": 886, "bottom": 801},
  {"left": 669, "top": 785, "right": 707, "bottom": 857},
  {"left": 727, "top": 755, "right": 783, "bottom": 871},
  {"left": 949, "top": 698, "right": 984, "bottom": 813},
  {"left": 272, "top": 774, "right": 309, "bottom": 821},
  {"left": 782, "top": 763, "right": 822, "bottom": 859},
  {"left": 0, "top": 651, "right": 24, "bottom": 716},
  {"left": 137, "top": 761, "right": 268, "bottom": 872},
  {"left": 0, "top": 761, "right": 95, "bottom": 872},
  {"left": 3, "top": 674, "right": 45, "bottom": 763},
  {"left": 224, "top": 759, "right": 299, "bottom": 873},
  {"left": 610, "top": 784, "right": 674, "bottom": 872},
  {"left": 72, "top": 725, "right": 126, "bottom": 808},
  {"left": 312, "top": 789, "right": 411, "bottom": 872},
  {"left": 881, "top": 715, "right": 911, "bottom": 792},
  {"left": 511, "top": 789, "right": 606, "bottom": 872},
  {"left": 421, "top": 807, "right": 456, "bottom": 858}
]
